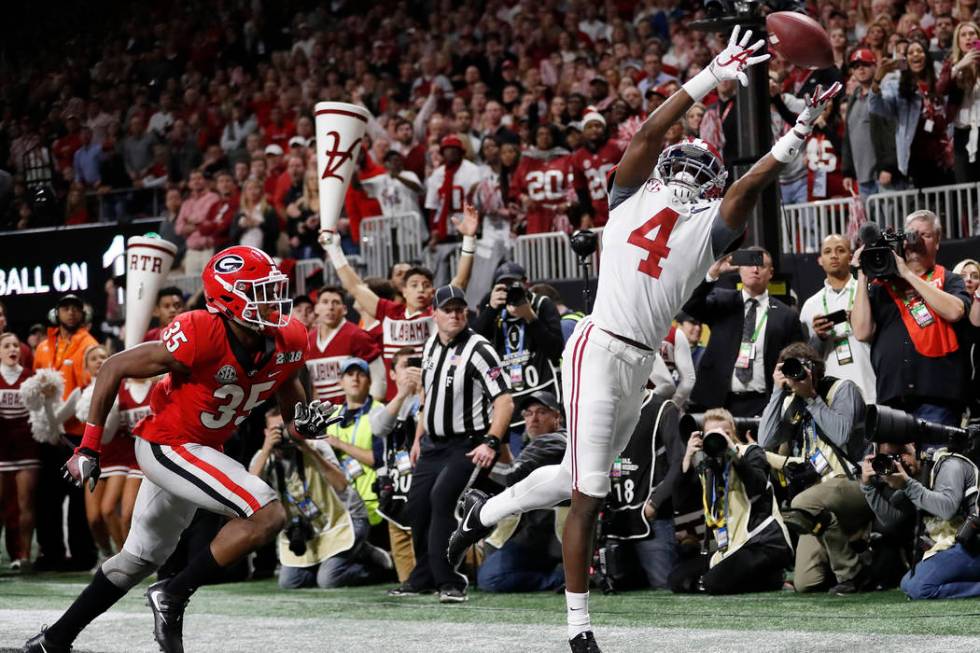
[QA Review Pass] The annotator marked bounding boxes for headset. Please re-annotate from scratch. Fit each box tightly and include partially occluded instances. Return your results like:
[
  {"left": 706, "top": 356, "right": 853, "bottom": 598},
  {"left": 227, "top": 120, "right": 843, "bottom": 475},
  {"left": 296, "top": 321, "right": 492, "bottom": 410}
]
[{"left": 48, "top": 296, "right": 94, "bottom": 327}]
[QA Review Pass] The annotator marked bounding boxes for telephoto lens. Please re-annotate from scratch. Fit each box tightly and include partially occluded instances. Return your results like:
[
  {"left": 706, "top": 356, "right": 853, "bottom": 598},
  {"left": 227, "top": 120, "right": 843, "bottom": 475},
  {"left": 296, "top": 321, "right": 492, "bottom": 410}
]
[{"left": 701, "top": 431, "right": 729, "bottom": 458}]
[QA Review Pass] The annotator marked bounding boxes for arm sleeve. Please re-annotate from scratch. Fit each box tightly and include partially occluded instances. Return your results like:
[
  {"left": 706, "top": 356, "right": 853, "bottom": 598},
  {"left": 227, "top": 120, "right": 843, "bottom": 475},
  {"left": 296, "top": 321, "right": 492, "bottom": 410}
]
[
  {"left": 868, "top": 82, "right": 899, "bottom": 120},
  {"left": 681, "top": 281, "right": 721, "bottom": 324},
  {"left": 732, "top": 444, "right": 772, "bottom": 498},
  {"left": 670, "top": 333, "right": 696, "bottom": 407},
  {"left": 608, "top": 182, "right": 641, "bottom": 212},
  {"left": 861, "top": 482, "right": 913, "bottom": 531},
  {"left": 904, "top": 460, "right": 971, "bottom": 520},
  {"left": 758, "top": 388, "right": 787, "bottom": 450},
  {"left": 525, "top": 297, "right": 564, "bottom": 362},
  {"left": 808, "top": 381, "right": 864, "bottom": 451},
  {"left": 468, "top": 342, "right": 512, "bottom": 400},
  {"left": 942, "top": 272, "right": 973, "bottom": 315},
  {"left": 369, "top": 403, "right": 398, "bottom": 438}
]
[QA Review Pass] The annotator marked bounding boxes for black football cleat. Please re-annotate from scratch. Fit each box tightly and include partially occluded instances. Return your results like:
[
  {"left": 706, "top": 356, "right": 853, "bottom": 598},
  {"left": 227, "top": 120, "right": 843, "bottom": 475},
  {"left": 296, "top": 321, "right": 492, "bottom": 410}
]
[
  {"left": 446, "top": 489, "right": 493, "bottom": 570},
  {"left": 569, "top": 631, "right": 602, "bottom": 653},
  {"left": 146, "top": 580, "right": 190, "bottom": 653},
  {"left": 23, "top": 628, "right": 72, "bottom": 652}
]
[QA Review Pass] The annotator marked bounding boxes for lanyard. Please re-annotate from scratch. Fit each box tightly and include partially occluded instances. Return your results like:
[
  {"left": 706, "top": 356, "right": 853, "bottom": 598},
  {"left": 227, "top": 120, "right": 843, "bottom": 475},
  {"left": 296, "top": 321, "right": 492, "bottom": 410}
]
[
  {"left": 889, "top": 270, "right": 933, "bottom": 310},
  {"left": 701, "top": 459, "right": 732, "bottom": 529},
  {"left": 748, "top": 305, "right": 769, "bottom": 344},
  {"left": 821, "top": 282, "right": 856, "bottom": 314}
]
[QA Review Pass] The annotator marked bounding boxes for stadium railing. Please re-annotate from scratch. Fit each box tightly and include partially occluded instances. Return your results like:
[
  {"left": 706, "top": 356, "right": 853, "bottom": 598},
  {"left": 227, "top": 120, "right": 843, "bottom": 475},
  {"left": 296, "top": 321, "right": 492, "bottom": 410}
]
[
  {"left": 359, "top": 213, "right": 427, "bottom": 278},
  {"left": 85, "top": 187, "right": 166, "bottom": 222},
  {"left": 865, "top": 181, "right": 980, "bottom": 240},
  {"left": 781, "top": 197, "right": 854, "bottom": 254},
  {"left": 512, "top": 228, "right": 604, "bottom": 282}
]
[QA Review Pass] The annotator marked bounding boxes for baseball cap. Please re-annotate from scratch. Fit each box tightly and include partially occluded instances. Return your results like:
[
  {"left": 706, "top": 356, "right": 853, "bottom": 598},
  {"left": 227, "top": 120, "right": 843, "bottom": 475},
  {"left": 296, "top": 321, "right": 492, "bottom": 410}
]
[
  {"left": 520, "top": 390, "right": 561, "bottom": 413},
  {"left": 675, "top": 311, "right": 700, "bottom": 325},
  {"left": 849, "top": 48, "right": 876, "bottom": 65},
  {"left": 590, "top": 75, "right": 609, "bottom": 85},
  {"left": 29, "top": 323, "right": 45, "bottom": 335},
  {"left": 340, "top": 357, "right": 370, "bottom": 376},
  {"left": 287, "top": 136, "right": 308, "bottom": 148},
  {"left": 494, "top": 261, "right": 527, "bottom": 283},
  {"left": 56, "top": 293, "right": 85, "bottom": 309},
  {"left": 440, "top": 135, "right": 464, "bottom": 151},
  {"left": 264, "top": 144, "right": 284, "bottom": 156},
  {"left": 434, "top": 285, "right": 467, "bottom": 309}
]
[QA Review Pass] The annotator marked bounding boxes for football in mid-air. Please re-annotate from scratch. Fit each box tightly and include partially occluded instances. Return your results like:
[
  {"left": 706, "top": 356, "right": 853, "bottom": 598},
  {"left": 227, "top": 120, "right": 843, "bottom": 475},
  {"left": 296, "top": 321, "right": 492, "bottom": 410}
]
[{"left": 766, "top": 11, "right": 834, "bottom": 70}]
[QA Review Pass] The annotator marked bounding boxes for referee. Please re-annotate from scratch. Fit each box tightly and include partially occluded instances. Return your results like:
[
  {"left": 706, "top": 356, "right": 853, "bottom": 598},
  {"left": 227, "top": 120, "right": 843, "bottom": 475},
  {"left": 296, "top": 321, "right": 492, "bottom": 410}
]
[{"left": 391, "top": 285, "right": 514, "bottom": 603}]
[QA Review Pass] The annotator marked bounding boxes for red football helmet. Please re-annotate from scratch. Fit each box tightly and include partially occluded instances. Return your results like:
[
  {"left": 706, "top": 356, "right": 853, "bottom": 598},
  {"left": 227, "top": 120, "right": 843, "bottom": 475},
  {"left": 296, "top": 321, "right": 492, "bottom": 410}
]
[{"left": 202, "top": 246, "right": 292, "bottom": 330}]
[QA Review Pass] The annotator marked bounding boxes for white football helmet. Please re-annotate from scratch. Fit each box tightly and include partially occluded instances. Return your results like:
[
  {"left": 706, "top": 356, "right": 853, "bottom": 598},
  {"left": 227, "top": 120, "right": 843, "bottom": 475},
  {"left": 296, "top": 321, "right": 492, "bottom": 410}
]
[{"left": 654, "top": 137, "right": 727, "bottom": 203}]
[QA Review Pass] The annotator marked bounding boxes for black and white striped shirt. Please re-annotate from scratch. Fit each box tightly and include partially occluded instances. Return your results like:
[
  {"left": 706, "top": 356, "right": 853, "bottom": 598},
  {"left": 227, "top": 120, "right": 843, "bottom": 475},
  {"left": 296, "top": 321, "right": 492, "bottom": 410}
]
[{"left": 421, "top": 328, "right": 511, "bottom": 440}]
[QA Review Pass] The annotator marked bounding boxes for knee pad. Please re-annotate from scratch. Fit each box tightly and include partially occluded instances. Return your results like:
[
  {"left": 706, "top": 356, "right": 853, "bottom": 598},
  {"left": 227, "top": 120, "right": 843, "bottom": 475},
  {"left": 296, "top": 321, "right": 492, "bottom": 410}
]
[
  {"left": 575, "top": 471, "right": 611, "bottom": 500},
  {"left": 101, "top": 550, "right": 158, "bottom": 591}
]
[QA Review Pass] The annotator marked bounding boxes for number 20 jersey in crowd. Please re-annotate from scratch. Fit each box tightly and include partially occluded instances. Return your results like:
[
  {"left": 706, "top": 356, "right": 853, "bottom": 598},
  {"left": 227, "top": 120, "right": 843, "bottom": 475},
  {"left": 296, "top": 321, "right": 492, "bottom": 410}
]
[
  {"left": 136, "top": 310, "right": 308, "bottom": 449},
  {"left": 591, "top": 181, "right": 719, "bottom": 349}
]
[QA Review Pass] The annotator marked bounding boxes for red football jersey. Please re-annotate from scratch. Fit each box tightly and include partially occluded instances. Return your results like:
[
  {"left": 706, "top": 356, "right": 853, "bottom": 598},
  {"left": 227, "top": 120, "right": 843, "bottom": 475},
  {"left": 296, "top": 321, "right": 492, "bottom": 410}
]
[
  {"left": 135, "top": 310, "right": 308, "bottom": 448},
  {"left": 0, "top": 365, "right": 33, "bottom": 445},
  {"left": 377, "top": 298, "right": 433, "bottom": 401},
  {"left": 511, "top": 152, "right": 576, "bottom": 234},
  {"left": 571, "top": 140, "right": 623, "bottom": 227},
  {"left": 306, "top": 321, "right": 382, "bottom": 404},
  {"left": 119, "top": 378, "right": 154, "bottom": 436}
]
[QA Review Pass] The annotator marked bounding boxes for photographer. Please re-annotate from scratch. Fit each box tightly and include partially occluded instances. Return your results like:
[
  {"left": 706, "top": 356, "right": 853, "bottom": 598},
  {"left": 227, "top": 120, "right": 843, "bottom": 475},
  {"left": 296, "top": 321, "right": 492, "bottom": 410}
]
[
  {"left": 477, "top": 391, "right": 567, "bottom": 593},
  {"left": 861, "top": 428, "right": 980, "bottom": 600},
  {"left": 474, "top": 262, "right": 563, "bottom": 434},
  {"left": 759, "top": 343, "right": 872, "bottom": 594},
  {"left": 370, "top": 348, "right": 424, "bottom": 583},
  {"left": 799, "top": 235, "right": 877, "bottom": 403},
  {"left": 852, "top": 211, "right": 971, "bottom": 428},
  {"left": 249, "top": 408, "right": 392, "bottom": 589},
  {"left": 669, "top": 409, "right": 792, "bottom": 595}
]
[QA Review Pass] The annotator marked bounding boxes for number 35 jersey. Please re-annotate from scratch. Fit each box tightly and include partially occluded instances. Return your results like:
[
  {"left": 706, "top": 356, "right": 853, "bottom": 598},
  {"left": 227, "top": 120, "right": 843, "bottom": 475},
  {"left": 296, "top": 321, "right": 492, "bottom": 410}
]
[
  {"left": 136, "top": 310, "right": 308, "bottom": 449},
  {"left": 591, "top": 182, "right": 719, "bottom": 349}
]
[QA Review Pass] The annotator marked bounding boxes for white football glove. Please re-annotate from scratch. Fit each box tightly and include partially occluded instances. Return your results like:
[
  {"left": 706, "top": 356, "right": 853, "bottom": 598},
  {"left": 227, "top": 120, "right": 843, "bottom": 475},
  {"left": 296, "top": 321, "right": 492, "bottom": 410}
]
[
  {"left": 792, "top": 83, "right": 844, "bottom": 136},
  {"left": 707, "top": 26, "right": 770, "bottom": 87}
]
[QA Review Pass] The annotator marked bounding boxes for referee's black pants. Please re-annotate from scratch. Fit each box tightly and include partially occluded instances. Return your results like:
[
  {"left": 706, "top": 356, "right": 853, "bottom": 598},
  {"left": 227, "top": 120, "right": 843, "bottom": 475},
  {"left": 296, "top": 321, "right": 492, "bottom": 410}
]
[{"left": 406, "top": 437, "right": 478, "bottom": 591}]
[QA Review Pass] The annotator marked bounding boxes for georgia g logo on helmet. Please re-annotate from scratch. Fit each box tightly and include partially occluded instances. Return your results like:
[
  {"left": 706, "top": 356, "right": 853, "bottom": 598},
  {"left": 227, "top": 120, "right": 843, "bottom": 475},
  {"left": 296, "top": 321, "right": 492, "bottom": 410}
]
[{"left": 214, "top": 254, "right": 245, "bottom": 274}]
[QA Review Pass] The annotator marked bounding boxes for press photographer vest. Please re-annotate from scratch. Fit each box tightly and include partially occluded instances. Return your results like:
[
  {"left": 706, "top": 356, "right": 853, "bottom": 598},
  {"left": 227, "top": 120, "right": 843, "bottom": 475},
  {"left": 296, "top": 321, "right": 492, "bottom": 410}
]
[
  {"left": 775, "top": 377, "right": 857, "bottom": 481},
  {"left": 273, "top": 448, "right": 356, "bottom": 568},
  {"left": 326, "top": 399, "right": 381, "bottom": 525},
  {"left": 494, "top": 293, "right": 560, "bottom": 427},
  {"left": 699, "top": 443, "right": 792, "bottom": 567},
  {"left": 923, "top": 450, "right": 980, "bottom": 560},
  {"left": 605, "top": 394, "right": 676, "bottom": 540}
]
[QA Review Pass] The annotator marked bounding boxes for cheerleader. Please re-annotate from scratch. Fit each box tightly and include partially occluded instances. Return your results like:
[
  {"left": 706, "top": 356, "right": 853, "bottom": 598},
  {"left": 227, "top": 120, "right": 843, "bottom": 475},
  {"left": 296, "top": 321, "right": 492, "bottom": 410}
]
[{"left": 0, "top": 333, "right": 39, "bottom": 570}]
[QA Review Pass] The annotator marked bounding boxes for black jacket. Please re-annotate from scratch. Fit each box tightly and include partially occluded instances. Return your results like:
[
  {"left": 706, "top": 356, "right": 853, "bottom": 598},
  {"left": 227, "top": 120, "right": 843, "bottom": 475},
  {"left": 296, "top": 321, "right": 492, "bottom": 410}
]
[{"left": 683, "top": 280, "right": 805, "bottom": 408}]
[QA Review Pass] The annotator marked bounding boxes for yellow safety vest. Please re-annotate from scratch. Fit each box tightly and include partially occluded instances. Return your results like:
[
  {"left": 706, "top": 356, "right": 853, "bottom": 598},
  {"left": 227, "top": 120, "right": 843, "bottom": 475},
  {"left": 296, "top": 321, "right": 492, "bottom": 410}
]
[{"left": 327, "top": 402, "right": 382, "bottom": 525}]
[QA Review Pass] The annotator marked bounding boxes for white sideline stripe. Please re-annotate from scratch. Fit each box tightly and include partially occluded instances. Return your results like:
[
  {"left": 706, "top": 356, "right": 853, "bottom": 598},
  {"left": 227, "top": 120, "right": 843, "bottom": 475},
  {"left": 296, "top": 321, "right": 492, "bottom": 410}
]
[{"left": 1, "top": 610, "right": 980, "bottom": 653}]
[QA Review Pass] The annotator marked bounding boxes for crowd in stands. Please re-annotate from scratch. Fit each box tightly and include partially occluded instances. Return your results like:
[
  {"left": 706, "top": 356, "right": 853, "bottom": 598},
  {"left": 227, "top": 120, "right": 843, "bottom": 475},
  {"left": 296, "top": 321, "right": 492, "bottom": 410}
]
[
  {"left": 6, "top": 0, "right": 980, "bottom": 243},
  {"left": 3, "top": 0, "right": 980, "bottom": 609}
]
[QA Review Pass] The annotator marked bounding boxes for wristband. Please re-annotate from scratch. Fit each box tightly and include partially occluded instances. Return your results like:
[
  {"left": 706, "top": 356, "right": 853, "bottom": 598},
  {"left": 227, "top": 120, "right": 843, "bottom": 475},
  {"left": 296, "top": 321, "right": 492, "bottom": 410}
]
[
  {"left": 974, "top": 289, "right": 980, "bottom": 301},
  {"left": 79, "top": 422, "right": 104, "bottom": 453},
  {"left": 771, "top": 129, "right": 805, "bottom": 163},
  {"left": 325, "top": 239, "right": 349, "bottom": 269},
  {"left": 682, "top": 67, "right": 719, "bottom": 103},
  {"left": 461, "top": 235, "right": 476, "bottom": 256},
  {"left": 482, "top": 435, "right": 501, "bottom": 451}
]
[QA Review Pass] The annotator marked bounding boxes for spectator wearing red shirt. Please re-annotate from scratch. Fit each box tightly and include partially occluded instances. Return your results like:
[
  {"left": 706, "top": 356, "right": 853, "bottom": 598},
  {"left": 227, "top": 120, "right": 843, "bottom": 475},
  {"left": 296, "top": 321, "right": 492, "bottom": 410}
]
[
  {"left": 263, "top": 144, "right": 285, "bottom": 197},
  {"left": 51, "top": 115, "right": 83, "bottom": 176},
  {"left": 198, "top": 171, "right": 239, "bottom": 249},
  {"left": 174, "top": 170, "right": 221, "bottom": 275},
  {"left": 273, "top": 154, "right": 306, "bottom": 219},
  {"left": 262, "top": 106, "right": 295, "bottom": 152}
]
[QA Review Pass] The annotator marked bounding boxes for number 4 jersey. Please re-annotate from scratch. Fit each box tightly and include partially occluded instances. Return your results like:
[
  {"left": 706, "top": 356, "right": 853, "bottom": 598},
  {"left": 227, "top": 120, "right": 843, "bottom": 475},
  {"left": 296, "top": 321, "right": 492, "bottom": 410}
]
[
  {"left": 591, "top": 181, "right": 719, "bottom": 349},
  {"left": 137, "top": 310, "right": 308, "bottom": 449}
]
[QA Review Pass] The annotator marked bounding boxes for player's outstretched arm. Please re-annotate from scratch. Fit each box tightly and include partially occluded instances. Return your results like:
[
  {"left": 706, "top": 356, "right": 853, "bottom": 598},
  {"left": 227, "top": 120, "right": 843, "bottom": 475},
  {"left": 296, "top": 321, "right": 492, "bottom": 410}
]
[
  {"left": 319, "top": 231, "right": 381, "bottom": 319},
  {"left": 275, "top": 373, "right": 307, "bottom": 425},
  {"left": 719, "top": 82, "right": 842, "bottom": 230},
  {"left": 614, "top": 27, "right": 769, "bottom": 189}
]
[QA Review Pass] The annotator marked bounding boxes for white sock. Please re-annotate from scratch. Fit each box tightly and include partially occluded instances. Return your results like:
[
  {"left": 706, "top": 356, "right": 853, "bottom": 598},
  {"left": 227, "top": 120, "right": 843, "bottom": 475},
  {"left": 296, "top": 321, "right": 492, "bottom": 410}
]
[{"left": 566, "top": 590, "right": 591, "bottom": 639}]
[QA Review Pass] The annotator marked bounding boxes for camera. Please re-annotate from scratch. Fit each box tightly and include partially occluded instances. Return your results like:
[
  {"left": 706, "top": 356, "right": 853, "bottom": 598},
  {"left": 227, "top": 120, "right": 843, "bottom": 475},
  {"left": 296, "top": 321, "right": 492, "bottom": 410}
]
[
  {"left": 680, "top": 413, "right": 759, "bottom": 442},
  {"left": 284, "top": 514, "right": 315, "bottom": 556},
  {"left": 570, "top": 229, "right": 599, "bottom": 258},
  {"left": 505, "top": 281, "right": 529, "bottom": 307},
  {"left": 858, "top": 222, "right": 921, "bottom": 280},
  {"left": 870, "top": 452, "right": 903, "bottom": 476},
  {"left": 780, "top": 357, "right": 810, "bottom": 382},
  {"left": 865, "top": 404, "right": 980, "bottom": 453}
]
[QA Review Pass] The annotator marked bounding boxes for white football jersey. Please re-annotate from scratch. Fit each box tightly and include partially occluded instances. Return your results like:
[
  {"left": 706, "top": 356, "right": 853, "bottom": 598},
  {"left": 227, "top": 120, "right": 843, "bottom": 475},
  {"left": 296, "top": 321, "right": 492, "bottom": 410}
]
[{"left": 591, "top": 180, "right": 720, "bottom": 349}]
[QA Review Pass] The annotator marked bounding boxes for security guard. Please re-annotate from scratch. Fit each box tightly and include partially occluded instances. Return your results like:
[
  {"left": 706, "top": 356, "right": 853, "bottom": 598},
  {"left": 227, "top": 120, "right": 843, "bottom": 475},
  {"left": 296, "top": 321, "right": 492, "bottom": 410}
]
[{"left": 391, "top": 285, "right": 513, "bottom": 603}]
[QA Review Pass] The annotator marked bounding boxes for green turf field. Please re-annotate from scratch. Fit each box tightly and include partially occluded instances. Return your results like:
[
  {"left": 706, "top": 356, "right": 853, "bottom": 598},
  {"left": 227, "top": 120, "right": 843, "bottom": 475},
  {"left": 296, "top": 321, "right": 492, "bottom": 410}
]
[{"left": 2, "top": 572, "right": 980, "bottom": 652}]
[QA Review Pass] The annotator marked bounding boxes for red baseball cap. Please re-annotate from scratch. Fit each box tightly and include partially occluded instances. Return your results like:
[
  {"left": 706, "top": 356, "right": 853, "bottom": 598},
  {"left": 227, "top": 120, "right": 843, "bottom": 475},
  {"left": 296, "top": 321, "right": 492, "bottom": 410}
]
[
  {"left": 849, "top": 48, "right": 876, "bottom": 65},
  {"left": 440, "top": 135, "right": 464, "bottom": 151}
]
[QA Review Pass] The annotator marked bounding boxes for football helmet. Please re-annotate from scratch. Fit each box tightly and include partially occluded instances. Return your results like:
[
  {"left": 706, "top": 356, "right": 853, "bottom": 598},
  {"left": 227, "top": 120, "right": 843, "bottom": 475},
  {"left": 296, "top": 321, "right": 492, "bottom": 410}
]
[
  {"left": 202, "top": 246, "right": 292, "bottom": 330},
  {"left": 654, "top": 137, "right": 727, "bottom": 203}
]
